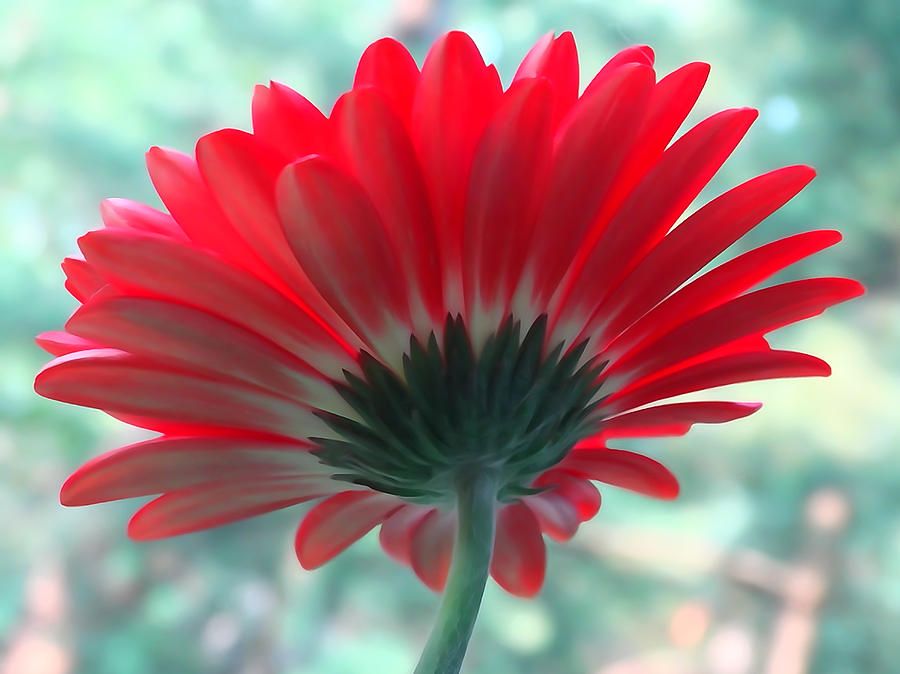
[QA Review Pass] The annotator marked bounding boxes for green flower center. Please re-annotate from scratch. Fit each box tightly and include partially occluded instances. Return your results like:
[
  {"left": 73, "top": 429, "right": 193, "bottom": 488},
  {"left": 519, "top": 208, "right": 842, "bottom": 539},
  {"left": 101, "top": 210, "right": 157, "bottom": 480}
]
[{"left": 312, "top": 315, "right": 606, "bottom": 504}]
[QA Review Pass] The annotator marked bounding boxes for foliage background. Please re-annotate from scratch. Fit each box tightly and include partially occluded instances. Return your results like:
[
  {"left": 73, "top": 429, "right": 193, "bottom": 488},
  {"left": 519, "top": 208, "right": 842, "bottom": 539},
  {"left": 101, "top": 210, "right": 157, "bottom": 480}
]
[{"left": 1, "top": 0, "right": 897, "bottom": 672}]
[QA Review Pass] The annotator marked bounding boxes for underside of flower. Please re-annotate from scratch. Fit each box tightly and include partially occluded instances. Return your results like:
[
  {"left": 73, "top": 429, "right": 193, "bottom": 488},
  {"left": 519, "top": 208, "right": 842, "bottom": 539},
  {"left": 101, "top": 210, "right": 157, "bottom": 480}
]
[
  {"left": 34, "top": 31, "right": 863, "bottom": 608},
  {"left": 316, "top": 314, "right": 605, "bottom": 503}
]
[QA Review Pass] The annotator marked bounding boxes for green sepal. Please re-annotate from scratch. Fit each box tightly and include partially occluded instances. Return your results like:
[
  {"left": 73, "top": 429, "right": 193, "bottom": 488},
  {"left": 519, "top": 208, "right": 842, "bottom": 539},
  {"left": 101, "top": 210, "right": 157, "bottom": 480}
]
[{"left": 311, "top": 314, "right": 606, "bottom": 502}]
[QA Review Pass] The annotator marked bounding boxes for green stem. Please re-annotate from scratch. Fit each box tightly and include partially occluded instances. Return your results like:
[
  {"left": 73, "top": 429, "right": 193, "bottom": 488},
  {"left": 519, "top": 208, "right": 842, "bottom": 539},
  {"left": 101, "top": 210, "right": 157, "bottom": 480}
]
[{"left": 413, "top": 469, "right": 498, "bottom": 674}]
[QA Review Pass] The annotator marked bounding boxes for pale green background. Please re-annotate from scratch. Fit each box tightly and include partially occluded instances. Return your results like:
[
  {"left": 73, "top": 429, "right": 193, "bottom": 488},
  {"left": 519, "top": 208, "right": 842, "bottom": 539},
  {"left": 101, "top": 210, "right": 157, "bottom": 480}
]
[{"left": 1, "top": 1, "right": 898, "bottom": 673}]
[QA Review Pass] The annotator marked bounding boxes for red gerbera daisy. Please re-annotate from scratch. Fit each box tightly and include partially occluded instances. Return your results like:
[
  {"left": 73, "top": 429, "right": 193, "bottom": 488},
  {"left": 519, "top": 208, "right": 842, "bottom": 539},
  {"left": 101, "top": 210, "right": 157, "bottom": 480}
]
[{"left": 36, "top": 31, "right": 861, "bottom": 673}]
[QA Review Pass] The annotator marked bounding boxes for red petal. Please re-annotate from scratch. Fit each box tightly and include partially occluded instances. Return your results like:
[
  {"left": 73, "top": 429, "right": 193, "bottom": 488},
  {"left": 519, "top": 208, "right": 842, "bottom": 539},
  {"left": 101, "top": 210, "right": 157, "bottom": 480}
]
[
  {"left": 523, "top": 489, "right": 579, "bottom": 541},
  {"left": 331, "top": 87, "right": 443, "bottom": 332},
  {"left": 105, "top": 414, "right": 270, "bottom": 438},
  {"left": 195, "top": 129, "right": 359, "bottom": 347},
  {"left": 410, "top": 508, "right": 457, "bottom": 592},
  {"left": 60, "top": 435, "right": 329, "bottom": 505},
  {"left": 560, "top": 448, "right": 679, "bottom": 499},
  {"left": 490, "top": 503, "right": 546, "bottom": 597},
  {"left": 525, "top": 63, "right": 654, "bottom": 313},
  {"left": 600, "top": 44, "right": 654, "bottom": 71},
  {"left": 34, "top": 349, "right": 325, "bottom": 439},
  {"left": 100, "top": 198, "right": 187, "bottom": 240},
  {"left": 77, "top": 228, "right": 355, "bottom": 372},
  {"left": 586, "top": 63, "right": 708, "bottom": 227},
  {"left": 379, "top": 505, "right": 431, "bottom": 564},
  {"left": 145, "top": 147, "right": 267, "bottom": 274},
  {"left": 604, "top": 230, "right": 844, "bottom": 360},
  {"left": 591, "top": 165, "right": 817, "bottom": 345},
  {"left": 412, "top": 31, "right": 502, "bottom": 314},
  {"left": 624, "top": 62, "right": 710, "bottom": 183},
  {"left": 295, "top": 491, "right": 402, "bottom": 569},
  {"left": 513, "top": 31, "right": 579, "bottom": 126},
  {"left": 608, "top": 278, "right": 863, "bottom": 385},
  {"left": 558, "top": 108, "right": 759, "bottom": 332},
  {"left": 35, "top": 331, "right": 99, "bottom": 357},
  {"left": 276, "top": 156, "right": 411, "bottom": 355},
  {"left": 582, "top": 45, "right": 655, "bottom": 100},
  {"left": 534, "top": 470, "right": 602, "bottom": 520},
  {"left": 526, "top": 471, "right": 601, "bottom": 541},
  {"left": 552, "top": 63, "right": 711, "bottom": 318},
  {"left": 597, "top": 401, "right": 762, "bottom": 438},
  {"left": 353, "top": 38, "right": 420, "bottom": 126},
  {"left": 603, "top": 349, "right": 831, "bottom": 415},
  {"left": 251, "top": 81, "right": 329, "bottom": 159},
  {"left": 66, "top": 296, "right": 343, "bottom": 410},
  {"left": 463, "top": 77, "right": 553, "bottom": 323},
  {"left": 128, "top": 477, "right": 332, "bottom": 541},
  {"left": 61, "top": 257, "right": 105, "bottom": 303}
]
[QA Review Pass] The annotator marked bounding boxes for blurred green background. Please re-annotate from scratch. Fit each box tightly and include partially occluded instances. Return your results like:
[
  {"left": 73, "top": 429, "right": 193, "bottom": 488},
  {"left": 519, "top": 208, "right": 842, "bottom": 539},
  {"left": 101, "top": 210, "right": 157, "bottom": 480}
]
[{"left": 1, "top": 0, "right": 897, "bottom": 673}]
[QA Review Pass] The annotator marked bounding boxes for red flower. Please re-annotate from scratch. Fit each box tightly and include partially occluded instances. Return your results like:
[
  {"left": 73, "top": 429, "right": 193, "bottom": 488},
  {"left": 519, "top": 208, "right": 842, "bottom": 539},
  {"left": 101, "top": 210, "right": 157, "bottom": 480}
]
[{"left": 36, "top": 31, "right": 861, "bottom": 599}]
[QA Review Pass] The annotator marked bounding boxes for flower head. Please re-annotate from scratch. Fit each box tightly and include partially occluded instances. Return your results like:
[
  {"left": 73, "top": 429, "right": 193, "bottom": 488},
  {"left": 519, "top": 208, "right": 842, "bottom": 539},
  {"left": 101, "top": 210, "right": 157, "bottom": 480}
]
[{"left": 36, "top": 31, "right": 862, "bottom": 599}]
